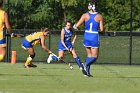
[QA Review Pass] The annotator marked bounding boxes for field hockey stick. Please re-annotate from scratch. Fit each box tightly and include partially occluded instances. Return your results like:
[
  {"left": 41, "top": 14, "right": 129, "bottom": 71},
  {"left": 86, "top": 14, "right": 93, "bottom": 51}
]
[
  {"left": 51, "top": 53, "right": 73, "bottom": 69},
  {"left": 59, "top": 59, "right": 73, "bottom": 70},
  {"left": 6, "top": 33, "right": 25, "bottom": 38}
]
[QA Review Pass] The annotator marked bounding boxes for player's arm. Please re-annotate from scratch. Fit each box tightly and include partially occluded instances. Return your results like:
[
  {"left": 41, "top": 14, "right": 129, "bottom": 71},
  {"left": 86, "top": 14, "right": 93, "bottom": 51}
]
[
  {"left": 72, "top": 30, "right": 77, "bottom": 45},
  {"left": 61, "top": 29, "right": 69, "bottom": 50},
  {"left": 4, "top": 12, "right": 11, "bottom": 33},
  {"left": 40, "top": 35, "right": 52, "bottom": 54},
  {"left": 99, "top": 14, "right": 104, "bottom": 33},
  {"left": 73, "top": 14, "right": 85, "bottom": 30}
]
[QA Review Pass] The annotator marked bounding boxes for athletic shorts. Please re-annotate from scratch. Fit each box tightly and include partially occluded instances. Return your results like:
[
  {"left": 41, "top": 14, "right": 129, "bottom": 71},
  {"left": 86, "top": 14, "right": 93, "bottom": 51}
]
[
  {"left": 21, "top": 39, "right": 32, "bottom": 50},
  {"left": 0, "top": 31, "right": 6, "bottom": 47},
  {"left": 58, "top": 40, "right": 73, "bottom": 51},
  {"left": 83, "top": 32, "right": 99, "bottom": 48}
]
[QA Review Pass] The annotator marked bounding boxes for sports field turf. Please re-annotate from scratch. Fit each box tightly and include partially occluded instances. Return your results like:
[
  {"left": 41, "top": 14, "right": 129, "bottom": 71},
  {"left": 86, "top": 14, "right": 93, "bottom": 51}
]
[{"left": 0, "top": 63, "right": 140, "bottom": 93}]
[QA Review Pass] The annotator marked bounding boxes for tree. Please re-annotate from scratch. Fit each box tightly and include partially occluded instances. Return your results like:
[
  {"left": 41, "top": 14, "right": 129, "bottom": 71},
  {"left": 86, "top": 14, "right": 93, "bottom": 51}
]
[{"left": 3, "top": 0, "right": 140, "bottom": 31}]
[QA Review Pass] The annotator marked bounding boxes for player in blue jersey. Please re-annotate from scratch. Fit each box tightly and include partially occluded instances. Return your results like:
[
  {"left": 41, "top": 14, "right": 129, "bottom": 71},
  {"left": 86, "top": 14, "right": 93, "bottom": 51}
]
[
  {"left": 73, "top": 2, "right": 104, "bottom": 77},
  {"left": 47, "top": 20, "right": 85, "bottom": 71}
]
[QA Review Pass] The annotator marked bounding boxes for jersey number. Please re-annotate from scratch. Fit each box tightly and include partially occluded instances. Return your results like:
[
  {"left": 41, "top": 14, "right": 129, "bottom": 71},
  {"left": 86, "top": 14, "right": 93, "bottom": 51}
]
[{"left": 89, "top": 23, "right": 93, "bottom": 32}]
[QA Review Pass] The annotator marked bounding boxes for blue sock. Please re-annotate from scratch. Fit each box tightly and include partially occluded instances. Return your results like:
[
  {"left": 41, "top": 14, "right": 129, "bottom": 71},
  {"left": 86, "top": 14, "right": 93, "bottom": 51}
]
[
  {"left": 75, "top": 57, "right": 82, "bottom": 68},
  {"left": 52, "top": 56, "right": 59, "bottom": 61},
  {"left": 85, "top": 57, "right": 91, "bottom": 75},
  {"left": 86, "top": 57, "right": 97, "bottom": 66},
  {"left": 85, "top": 57, "right": 97, "bottom": 75}
]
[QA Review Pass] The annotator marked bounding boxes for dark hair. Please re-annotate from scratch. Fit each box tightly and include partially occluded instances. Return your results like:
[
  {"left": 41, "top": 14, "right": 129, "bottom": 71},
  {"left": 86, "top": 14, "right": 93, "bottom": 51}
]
[
  {"left": 0, "top": 0, "right": 3, "bottom": 7},
  {"left": 66, "top": 20, "right": 72, "bottom": 24},
  {"left": 91, "top": 0, "right": 98, "bottom": 3}
]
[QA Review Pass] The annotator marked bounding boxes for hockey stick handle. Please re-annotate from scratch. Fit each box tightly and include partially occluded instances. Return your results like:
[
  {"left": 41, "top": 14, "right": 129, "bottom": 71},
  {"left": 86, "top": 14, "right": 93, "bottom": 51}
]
[{"left": 6, "top": 33, "right": 25, "bottom": 38}]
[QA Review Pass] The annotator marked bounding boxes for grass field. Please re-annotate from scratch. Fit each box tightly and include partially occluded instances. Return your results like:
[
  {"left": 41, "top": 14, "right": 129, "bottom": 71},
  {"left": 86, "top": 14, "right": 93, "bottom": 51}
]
[{"left": 0, "top": 63, "right": 140, "bottom": 93}]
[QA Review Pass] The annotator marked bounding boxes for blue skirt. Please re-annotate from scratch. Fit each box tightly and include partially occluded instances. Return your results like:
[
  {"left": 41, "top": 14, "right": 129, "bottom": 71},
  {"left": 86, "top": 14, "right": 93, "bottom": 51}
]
[
  {"left": 58, "top": 40, "right": 73, "bottom": 51},
  {"left": 83, "top": 32, "right": 100, "bottom": 48},
  {"left": 22, "top": 39, "right": 32, "bottom": 48}
]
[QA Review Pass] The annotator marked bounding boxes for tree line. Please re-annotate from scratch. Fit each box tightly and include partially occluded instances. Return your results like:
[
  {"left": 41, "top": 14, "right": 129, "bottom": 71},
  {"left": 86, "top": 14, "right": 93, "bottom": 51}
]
[{"left": 3, "top": 0, "right": 140, "bottom": 31}]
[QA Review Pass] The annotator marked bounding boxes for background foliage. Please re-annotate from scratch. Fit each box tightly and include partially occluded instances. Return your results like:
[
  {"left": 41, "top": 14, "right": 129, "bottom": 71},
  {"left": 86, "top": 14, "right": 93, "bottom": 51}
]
[{"left": 3, "top": 0, "right": 140, "bottom": 31}]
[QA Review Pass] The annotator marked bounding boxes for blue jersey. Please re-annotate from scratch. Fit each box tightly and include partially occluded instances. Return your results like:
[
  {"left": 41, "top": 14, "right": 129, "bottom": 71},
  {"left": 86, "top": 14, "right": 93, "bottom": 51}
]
[
  {"left": 63, "top": 27, "right": 73, "bottom": 43},
  {"left": 58, "top": 27, "right": 73, "bottom": 51},
  {"left": 83, "top": 12, "right": 100, "bottom": 48}
]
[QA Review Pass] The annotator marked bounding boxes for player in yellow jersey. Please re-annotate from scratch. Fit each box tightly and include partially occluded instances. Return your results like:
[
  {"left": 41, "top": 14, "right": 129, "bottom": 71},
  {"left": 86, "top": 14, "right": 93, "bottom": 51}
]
[
  {"left": 21, "top": 27, "right": 53, "bottom": 68},
  {"left": 0, "top": 0, "right": 11, "bottom": 61}
]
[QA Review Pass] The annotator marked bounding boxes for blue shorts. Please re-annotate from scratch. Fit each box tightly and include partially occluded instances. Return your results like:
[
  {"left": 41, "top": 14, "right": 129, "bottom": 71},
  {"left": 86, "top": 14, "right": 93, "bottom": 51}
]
[
  {"left": 0, "top": 38, "right": 6, "bottom": 47},
  {"left": 0, "top": 30, "right": 6, "bottom": 47},
  {"left": 58, "top": 40, "right": 73, "bottom": 51},
  {"left": 83, "top": 32, "right": 99, "bottom": 48},
  {"left": 21, "top": 39, "right": 32, "bottom": 49},
  {"left": 0, "top": 38, "right": 6, "bottom": 44}
]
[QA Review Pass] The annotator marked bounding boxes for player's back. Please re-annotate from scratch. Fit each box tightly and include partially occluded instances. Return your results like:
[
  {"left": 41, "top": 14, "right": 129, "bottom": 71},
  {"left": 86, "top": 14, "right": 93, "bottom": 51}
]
[
  {"left": 25, "top": 32, "right": 43, "bottom": 42},
  {"left": 85, "top": 12, "right": 99, "bottom": 33},
  {"left": 0, "top": 9, "right": 5, "bottom": 32}
]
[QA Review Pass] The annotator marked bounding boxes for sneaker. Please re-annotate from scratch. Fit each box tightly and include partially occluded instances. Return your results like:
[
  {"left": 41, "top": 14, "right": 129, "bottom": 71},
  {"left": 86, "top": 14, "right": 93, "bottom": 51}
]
[
  {"left": 29, "top": 63, "right": 37, "bottom": 68},
  {"left": 24, "top": 65, "right": 30, "bottom": 68},
  {"left": 82, "top": 69, "right": 87, "bottom": 76},
  {"left": 24, "top": 63, "right": 37, "bottom": 68},
  {"left": 47, "top": 54, "right": 53, "bottom": 63},
  {"left": 81, "top": 63, "right": 87, "bottom": 76},
  {"left": 24, "top": 63, "right": 31, "bottom": 68},
  {"left": 87, "top": 74, "right": 93, "bottom": 77}
]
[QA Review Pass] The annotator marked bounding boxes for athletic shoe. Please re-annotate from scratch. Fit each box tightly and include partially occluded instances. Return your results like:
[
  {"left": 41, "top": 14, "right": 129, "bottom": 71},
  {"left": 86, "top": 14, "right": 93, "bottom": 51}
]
[
  {"left": 87, "top": 74, "right": 93, "bottom": 77},
  {"left": 29, "top": 63, "right": 37, "bottom": 68},
  {"left": 81, "top": 63, "right": 88, "bottom": 76},
  {"left": 24, "top": 63, "right": 37, "bottom": 68},
  {"left": 47, "top": 54, "right": 53, "bottom": 63},
  {"left": 24, "top": 65, "right": 30, "bottom": 68}
]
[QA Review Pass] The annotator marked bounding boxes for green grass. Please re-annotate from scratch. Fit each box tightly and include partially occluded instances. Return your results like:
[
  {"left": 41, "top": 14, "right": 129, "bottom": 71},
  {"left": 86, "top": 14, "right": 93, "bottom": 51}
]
[{"left": 0, "top": 63, "right": 140, "bottom": 93}]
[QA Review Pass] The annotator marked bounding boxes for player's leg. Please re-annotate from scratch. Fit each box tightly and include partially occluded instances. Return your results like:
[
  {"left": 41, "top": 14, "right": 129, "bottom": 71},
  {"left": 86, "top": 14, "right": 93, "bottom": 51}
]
[
  {"left": 47, "top": 51, "right": 64, "bottom": 64},
  {"left": 86, "top": 48, "right": 98, "bottom": 66},
  {"left": 47, "top": 53, "right": 59, "bottom": 63},
  {"left": 0, "top": 35, "right": 6, "bottom": 61},
  {"left": 84, "top": 47, "right": 92, "bottom": 76},
  {"left": 85, "top": 48, "right": 98, "bottom": 76},
  {"left": 25, "top": 48, "right": 36, "bottom": 68},
  {"left": 71, "top": 48, "right": 87, "bottom": 75},
  {"left": 47, "top": 41, "right": 65, "bottom": 63},
  {"left": 58, "top": 50, "right": 64, "bottom": 60},
  {"left": 0, "top": 47, "right": 6, "bottom": 61},
  {"left": 71, "top": 48, "right": 83, "bottom": 69}
]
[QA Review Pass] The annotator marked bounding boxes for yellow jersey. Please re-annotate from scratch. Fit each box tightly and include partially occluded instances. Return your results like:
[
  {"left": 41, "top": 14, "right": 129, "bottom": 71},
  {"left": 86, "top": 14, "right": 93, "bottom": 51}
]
[
  {"left": 0, "top": 9, "right": 5, "bottom": 40},
  {"left": 25, "top": 32, "right": 43, "bottom": 46},
  {"left": 0, "top": 9, "right": 6, "bottom": 47},
  {"left": 0, "top": 9, "right": 5, "bottom": 32}
]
